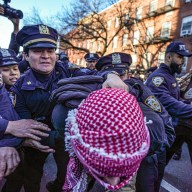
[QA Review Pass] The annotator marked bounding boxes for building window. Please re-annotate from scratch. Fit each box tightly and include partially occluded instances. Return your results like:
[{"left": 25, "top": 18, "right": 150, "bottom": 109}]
[
  {"left": 182, "top": 57, "right": 188, "bottom": 72},
  {"left": 158, "top": 52, "right": 165, "bottom": 66},
  {"left": 115, "top": 17, "right": 119, "bottom": 28},
  {"left": 122, "top": 34, "right": 128, "bottom": 47},
  {"left": 112, "top": 36, "right": 118, "bottom": 51},
  {"left": 146, "top": 26, "right": 154, "bottom": 42},
  {"left": 125, "top": 13, "right": 130, "bottom": 20},
  {"left": 165, "top": 0, "right": 174, "bottom": 7},
  {"left": 136, "top": 7, "right": 142, "bottom": 20},
  {"left": 143, "top": 52, "right": 152, "bottom": 69},
  {"left": 97, "top": 42, "right": 101, "bottom": 52},
  {"left": 131, "top": 54, "right": 137, "bottom": 69},
  {"left": 107, "top": 20, "right": 111, "bottom": 30},
  {"left": 161, "top": 22, "right": 171, "bottom": 37},
  {"left": 78, "top": 42, "right": 82, "bottom": 48},
  {"left": 133, "top": 30, "right": 140, "bottom": 45},
  {"left": 124, "top": 13, "right": 130, "bottom": 29},
  {"left": 150, "top": 0, "right": 158, "bottom": 12},
  {"left": 77, "top": 58, "right": 84, "bottom": 66},
  {"left": 92, "top": 42, "right": 97, "bottom": 52},
  {"left": 86, "top": 41, "right": 90, "bottom": 49},
  {"left": 180, "top": 15, "right": 192, "bottom": 36},
  {"left": 77, "top": 58, "right": 80, "bottom": 65}
]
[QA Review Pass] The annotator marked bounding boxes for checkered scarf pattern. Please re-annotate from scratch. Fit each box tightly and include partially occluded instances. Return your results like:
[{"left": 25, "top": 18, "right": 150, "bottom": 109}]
[{"left": 63, "top": 88, "right": 150, "bottom": 191}]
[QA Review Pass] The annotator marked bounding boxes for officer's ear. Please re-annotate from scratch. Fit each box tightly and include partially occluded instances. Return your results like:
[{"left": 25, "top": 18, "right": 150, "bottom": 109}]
[
  {"left": 166, "top": 53, "right": 171, "bottom": 62},
  {"left": 25, "top": 55, "right": 29, "bottom": 61}
]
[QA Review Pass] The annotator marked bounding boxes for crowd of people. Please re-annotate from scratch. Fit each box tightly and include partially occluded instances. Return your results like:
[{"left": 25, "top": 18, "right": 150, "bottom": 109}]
[{"left": 0, "top": 15, "right": 192, "bottom": 192}]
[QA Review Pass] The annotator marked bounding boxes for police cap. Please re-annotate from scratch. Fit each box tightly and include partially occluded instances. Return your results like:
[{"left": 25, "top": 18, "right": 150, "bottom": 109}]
[
  {"left": 84, "top": 53, "right": 100, "bottom": 62},
  {"left": 0, "top": 48, "right": 18, "bottom": 67},
  {"left": 16, "top": 24, "right": 58, "bottom": 50},
  {"left": 59, "top": 52, "right": 69, "bottom": 61},
  {"left": 166, "top": 41, "right": 192, "bottom": 57},
  {"left": 95, "top": 52, "right": 132, "bottom": 71}
]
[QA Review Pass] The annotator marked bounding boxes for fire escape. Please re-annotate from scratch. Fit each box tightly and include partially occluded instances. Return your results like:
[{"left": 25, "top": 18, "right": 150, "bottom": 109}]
[{"left": 124, "top": 3, "right": 178, "bottom": 46}]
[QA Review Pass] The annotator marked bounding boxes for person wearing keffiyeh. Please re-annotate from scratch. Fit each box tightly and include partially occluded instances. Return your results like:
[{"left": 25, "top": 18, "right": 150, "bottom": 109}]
[{"left": 63, "top": 88, "right": 150, "bottom": 192}]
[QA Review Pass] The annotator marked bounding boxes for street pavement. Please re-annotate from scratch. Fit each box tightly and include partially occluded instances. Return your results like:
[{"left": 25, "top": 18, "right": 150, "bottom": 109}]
[
  {"left": 160, "top": 143, "right": 192, "bottom": 192},
  {"left": 0, "top": 143, "right": 191, "bottom": 192}
]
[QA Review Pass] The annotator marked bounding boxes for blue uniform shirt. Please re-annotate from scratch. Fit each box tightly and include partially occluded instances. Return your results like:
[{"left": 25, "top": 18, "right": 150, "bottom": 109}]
[
  {"left": 124, "top": 78, "right": 175, "bottom": 151},
  {"left": 11, "top": 63, "right": 70, "bottom": 125},
  {"left": 11, "top": 62, "right": 98, "bottom": 125},
  {"left": 0, "top": 85, "right": 22, "bottom": 147},
  {"left": 145, "top": 63, "right": 192, "bottom": 127}
]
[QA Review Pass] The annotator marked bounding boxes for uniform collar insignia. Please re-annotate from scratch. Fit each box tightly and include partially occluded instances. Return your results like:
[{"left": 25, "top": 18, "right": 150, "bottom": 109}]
[
  {"left": 9, "top": 92, "right": 16, "bottom": 106},
  {"left": 27, "top": 81, "right": 32, "bottom": 85},
  {"left": 144, "top": 96, "right": 162, "bottom": 112},
  {"left": 152, "top": 76, "right": 164, "bottom": 87}
]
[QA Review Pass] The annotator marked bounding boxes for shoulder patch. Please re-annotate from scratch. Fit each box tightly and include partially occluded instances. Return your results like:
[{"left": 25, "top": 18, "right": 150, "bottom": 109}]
[
  {"left": 184, "top": 88, "right": 192, "bottom": 100},
  {"left": 144, "top": 96, "right": 162, "bottom": 112},
  {"left": 152, "top": 77, "right": 164, "bottom": 87}
]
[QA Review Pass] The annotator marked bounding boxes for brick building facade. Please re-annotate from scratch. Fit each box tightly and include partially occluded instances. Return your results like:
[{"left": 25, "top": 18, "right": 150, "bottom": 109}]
[{"left": 61, "top": 0, "right": 192, "bottom": 72}]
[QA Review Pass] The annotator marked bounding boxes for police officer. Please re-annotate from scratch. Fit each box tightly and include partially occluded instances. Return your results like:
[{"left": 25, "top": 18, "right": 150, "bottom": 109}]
[
  {"left": 52, "top": 52, "right": 175, "bottom": 192},
  {"left": 95, "top": 52, "right": 175, "bottom": 192},
  {"left": 0, "top": 48, "right": 52, "bottom": 142},
  {"left": 59, "top": 52, "right": 68, "bottom": 62},
  {"left": 0, "top": 70, "right": 20, "bottom": 180},
  {"left": 0, "top": 84, "right": 53, "bottom": 183},
  {"left": 57, "top": 52, "right": 80, "bottom": 69},
  {"left": 145, "top": 41, "right": 192, "bottom": 164},
  {"left": 0, "top": 48, "right": 56, "bottom": 192},
  {"left": 0, "top": 67, "right": 53, "bottom": 184},
  {"left": 5, "top": 24, "right": 127, "bottom": 192},
  {"left": 173, "top": 69, "right": 192, "bottom": 160},
  {"left": 84, "top": 53, "right": 100, "bottom": 70}
]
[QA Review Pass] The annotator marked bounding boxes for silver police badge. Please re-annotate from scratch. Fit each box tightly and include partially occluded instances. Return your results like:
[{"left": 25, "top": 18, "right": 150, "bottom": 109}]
[
  {"left": 144, "top": 96, "right": 162, "bottom": 112},
  {"left": 112, "top": 53, "right": 121, "bottom": 64},
  {"left": 0, "top": 49, "right": 11, "bottom": 57},
  {"left": 184, "top": 88, "right": 192, "bottom": 100},
  {"left": 152, "top": 77, "right": 164, "bottom": 87}
]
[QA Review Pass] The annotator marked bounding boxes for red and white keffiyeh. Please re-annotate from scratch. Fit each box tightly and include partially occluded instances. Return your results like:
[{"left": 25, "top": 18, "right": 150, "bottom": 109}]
[{"left": 63, "top": 88, "right": 150, "bottom": 191}]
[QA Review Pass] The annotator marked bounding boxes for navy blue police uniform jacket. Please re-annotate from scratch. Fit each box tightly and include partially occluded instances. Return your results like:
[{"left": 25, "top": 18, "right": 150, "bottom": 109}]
[
  {"left": 0, "top": 85, "right": 22, "bottom": 147},
  {"left": 145, "top": 63, "right": 192, "bottom": 127},
  {"left": 124, "top": 78, "right": 175, "bottom": 154},
  {"left": 53, "top": 73, "right": 175, "bottom": 155},
  {"left": 11, "top": 62, "right": 98, "bottom": 128}
]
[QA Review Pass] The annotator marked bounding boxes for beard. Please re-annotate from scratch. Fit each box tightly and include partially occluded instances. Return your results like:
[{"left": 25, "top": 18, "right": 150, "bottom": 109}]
[{"left": 170, "top": 61, "right": 182, "bottom": 74}]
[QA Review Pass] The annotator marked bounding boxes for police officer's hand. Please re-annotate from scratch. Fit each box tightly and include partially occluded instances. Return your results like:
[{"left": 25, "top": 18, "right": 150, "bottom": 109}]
[
  {"left": 0, "top": 147, "right": 20, "bottom": 181},
  {"left": 103, "top": 73, "right": 129, "bottom": 91},
  {"left": 6, "top": 119, "right": 51, "bottom": 141},
  {"left": 23, "top": 139, "right": 55, "bottom": 153}
]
